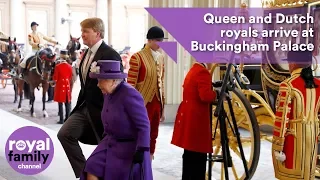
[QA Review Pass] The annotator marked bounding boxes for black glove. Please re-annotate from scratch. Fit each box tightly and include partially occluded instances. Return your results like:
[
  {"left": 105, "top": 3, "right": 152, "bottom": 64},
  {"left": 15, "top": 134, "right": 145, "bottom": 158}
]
[
  {"left": 133, "top": 150, "right": 144, "bottom": 164},
  {"left": 212, "top": 80, "right": 223, "bottom": 88}
]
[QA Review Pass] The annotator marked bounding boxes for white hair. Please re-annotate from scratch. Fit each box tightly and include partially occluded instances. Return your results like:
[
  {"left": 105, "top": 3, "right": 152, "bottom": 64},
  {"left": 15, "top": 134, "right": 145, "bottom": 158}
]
[{"left": 114, "top": 79, "right": 123, "bottom": 84}]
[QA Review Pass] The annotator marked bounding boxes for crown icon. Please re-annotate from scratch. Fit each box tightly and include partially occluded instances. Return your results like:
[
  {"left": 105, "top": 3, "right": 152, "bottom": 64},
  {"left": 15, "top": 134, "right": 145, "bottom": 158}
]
[{"left": 17, "top": 142, "right": 25, "bottom": 148}]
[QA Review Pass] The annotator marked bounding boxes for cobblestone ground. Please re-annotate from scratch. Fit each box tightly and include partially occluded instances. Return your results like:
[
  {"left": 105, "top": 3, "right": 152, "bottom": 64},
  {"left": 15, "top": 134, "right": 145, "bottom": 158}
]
[{"left": 0, "top": 78, "right": 314, "bottom": 180}]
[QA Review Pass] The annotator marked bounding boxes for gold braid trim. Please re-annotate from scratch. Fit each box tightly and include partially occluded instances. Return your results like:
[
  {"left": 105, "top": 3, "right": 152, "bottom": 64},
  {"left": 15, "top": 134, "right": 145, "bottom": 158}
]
[
  {"left": 156, "top": 54, "right": 165, "bottom": 107},
  {"left": 136, "top": 48, "right": 158, "bottom": 105},
  {"left": 272, "top": 81, "right": 292, "bottom": 152},
  {"left": 127, "top": 54, "right": 141, "bottom": 87}
]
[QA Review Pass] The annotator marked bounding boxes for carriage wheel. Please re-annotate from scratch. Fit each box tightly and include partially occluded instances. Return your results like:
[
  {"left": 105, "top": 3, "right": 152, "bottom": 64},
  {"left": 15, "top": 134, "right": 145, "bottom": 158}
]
[
  {"left": 208, "top": 88, "right": 260, "bottom": 180},
  {"left": 1, "top": 79, "right": 7, "bottom": 88}
]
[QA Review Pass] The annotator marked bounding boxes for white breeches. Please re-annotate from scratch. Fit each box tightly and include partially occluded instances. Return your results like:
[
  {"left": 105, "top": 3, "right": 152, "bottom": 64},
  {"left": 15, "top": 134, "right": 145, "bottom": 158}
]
[{"left": 19, "top": 50, "right": 37, "bottom": 68}]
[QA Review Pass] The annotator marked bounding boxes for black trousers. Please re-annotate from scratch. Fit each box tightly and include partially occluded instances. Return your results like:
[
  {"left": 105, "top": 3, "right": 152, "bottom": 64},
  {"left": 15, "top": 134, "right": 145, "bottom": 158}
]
[
  {"left": 182, "top": 149, "right": 207, "bottom": 180},
  {"left": 58, "top": 102, "right": 71, "bottom": 123},
  {"left": 47, "top": 85, "right": 54, "bottom": 101},
  {"left": 57, "top": 106, "right": 92, "bottom": 178}
]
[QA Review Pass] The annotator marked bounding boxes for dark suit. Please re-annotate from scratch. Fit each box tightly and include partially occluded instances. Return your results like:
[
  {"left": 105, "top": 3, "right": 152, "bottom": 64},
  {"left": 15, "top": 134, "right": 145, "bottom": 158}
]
[{"left": 57, "top": 41, "right": 122, "bottom": 178}]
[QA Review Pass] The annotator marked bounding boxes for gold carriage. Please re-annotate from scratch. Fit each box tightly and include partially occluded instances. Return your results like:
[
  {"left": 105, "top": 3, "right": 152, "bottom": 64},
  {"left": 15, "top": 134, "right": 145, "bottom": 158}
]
[{"left": 206, "top": 0, "right": 320, "bottom": 179}]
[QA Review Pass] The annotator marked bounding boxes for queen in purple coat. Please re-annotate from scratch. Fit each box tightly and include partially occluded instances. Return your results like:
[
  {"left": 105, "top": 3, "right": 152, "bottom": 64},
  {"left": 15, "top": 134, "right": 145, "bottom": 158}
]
[{"left": 80, "top": 60, "right": 153, "bottom": 180}]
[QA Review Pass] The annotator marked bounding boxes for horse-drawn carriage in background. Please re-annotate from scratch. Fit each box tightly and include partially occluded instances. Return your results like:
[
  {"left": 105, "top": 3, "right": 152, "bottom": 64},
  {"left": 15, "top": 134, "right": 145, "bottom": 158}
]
[
  {"left": 205, "top": 0, "right": 320, "bottom": 179},
  {"left": 0, "top": 69, "right": 12, "bottom": 89},
  {"left": 0, "top": 36, "right": 18, "bottom": 89}
]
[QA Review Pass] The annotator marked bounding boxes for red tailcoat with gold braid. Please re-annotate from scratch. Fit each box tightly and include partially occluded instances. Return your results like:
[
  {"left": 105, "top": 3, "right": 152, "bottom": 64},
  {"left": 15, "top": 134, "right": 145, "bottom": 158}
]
[
  {"left": 127, "top": 45, "right": 165, "bottom": 154},
  {"left": 53, "top": 61, "right": 73, "bottom": 103},
  {"left": 272, "top": 68, "right": 320, "bottom": 180}
]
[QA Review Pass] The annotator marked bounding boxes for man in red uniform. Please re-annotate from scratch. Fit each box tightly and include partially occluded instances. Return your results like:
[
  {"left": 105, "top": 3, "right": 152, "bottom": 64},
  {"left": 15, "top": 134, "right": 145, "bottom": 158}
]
[
  {"left": 272, "top": 50, "right": 320, "bottom": 180},
  {"left": 171, "top": 62, "right": 218, "bottom": 180},
  {"left": 127, "top": 26, "right": 166, "bottom": 160},
  {"left": 53, "top": 50, "right": 73, "bottom": 124}
]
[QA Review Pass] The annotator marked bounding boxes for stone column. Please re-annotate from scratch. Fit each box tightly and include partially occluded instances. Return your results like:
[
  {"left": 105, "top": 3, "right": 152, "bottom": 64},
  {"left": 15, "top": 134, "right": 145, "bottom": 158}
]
[
  {"left": 177, "top": 0, "right": 187, "bottom": 103},
  {"left": 10, "top": 0, "right": 24, "bottom": 44},
  {"left": 107, "top": 0, "right": 112, "bottom": 45},
  {"left": 235, "top": 0, "right": 242, "bottom": 7},
  {"left": 188, "top": 0, "right": 209, "bottom": 70},
  {"left": 148, "top": 0, "right": 162, "bottom": 28},
  {"left": 96, "top": 0, "right": 108, "bottom": 43},
  {"left": 55, "top": 0, "right": 68, "bottom": 46},
  {"left": 162, "top": 0, "right": 174, "bottom": 104}
]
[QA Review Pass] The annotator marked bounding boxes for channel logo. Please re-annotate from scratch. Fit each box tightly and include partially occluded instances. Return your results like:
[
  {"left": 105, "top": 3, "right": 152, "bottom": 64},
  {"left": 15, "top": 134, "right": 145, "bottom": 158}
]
[{"left": 5, "top": 126, "right": 54, "bottom": 175}]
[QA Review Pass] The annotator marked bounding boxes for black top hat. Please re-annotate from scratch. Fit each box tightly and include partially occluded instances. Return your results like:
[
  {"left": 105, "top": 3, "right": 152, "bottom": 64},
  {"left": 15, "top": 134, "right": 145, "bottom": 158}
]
[
  {"left": 31, "top": 22, "right": 39, "bottom": 27},
  {"left": 60, "top": 50, "right": 69, "bottom": 56},
  {"left": 282, "top": 49, "right": 313, "bottom": 64},
  {"left": 146, "top": 26, "right": 168, "bottom": 40}
]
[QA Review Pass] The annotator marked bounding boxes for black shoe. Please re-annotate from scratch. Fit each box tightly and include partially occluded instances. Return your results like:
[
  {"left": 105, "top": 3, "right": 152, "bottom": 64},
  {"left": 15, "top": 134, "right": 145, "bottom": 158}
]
[{"left": 57, "top": 121, "right": 63, "bottom": 124}]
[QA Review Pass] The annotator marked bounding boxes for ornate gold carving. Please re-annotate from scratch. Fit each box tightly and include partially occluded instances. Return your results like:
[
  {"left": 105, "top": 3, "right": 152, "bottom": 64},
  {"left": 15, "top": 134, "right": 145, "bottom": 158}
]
[
  {"left": 262, "top": 65, "right": 288, "bottom": 82},
  {"left": 261, "top": 0, "right": 319, "bottom": 8},
  {"left": 262, "top": 76, "right": 279, "bottom": 90}
]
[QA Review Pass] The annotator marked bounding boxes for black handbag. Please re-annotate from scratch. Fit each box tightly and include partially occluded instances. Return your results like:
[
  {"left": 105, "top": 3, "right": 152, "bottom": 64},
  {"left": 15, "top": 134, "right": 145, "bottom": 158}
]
[{"left": 128, "top": 163, "right": 144, "bottom": 180}]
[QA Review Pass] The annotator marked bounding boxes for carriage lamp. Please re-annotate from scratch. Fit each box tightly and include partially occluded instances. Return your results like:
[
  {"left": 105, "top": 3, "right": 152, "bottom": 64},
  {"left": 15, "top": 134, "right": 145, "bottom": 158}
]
[
  {"left": 61, "top": 17, "right": 73, "bottom": 25},
  {"left": 61, "top": 10, "right": 74, "bottom": 25}
]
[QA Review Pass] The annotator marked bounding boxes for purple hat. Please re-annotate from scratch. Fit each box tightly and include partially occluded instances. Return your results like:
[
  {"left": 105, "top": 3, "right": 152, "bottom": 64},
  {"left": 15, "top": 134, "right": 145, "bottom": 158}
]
[{"left": 89, "top": 60, "right": 127, "bottom": 79}]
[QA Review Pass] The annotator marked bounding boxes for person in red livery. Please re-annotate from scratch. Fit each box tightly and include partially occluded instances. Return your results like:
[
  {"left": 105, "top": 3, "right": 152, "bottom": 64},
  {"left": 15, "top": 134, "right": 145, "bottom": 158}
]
[
  {"left": 171, "top": 62, "right": 218, "bottom": 180},
  {"left": 272, "top": 50, "right": 320, "bottom": 180},
  {"left": 53, "top": 50, "right": 73, "bottom": 124}
]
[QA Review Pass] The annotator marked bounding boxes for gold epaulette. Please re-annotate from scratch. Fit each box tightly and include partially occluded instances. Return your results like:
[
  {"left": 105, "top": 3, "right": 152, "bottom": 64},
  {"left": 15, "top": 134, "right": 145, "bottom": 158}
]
[{"left": 127, "top": 54, "right": 141, "bottom": 86}]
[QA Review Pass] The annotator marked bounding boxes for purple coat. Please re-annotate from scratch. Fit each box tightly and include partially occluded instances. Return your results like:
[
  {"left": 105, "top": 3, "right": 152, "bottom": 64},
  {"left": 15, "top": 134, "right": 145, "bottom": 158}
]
[{"left": 80, "top": 81, "right": 153, "bottom": 180}]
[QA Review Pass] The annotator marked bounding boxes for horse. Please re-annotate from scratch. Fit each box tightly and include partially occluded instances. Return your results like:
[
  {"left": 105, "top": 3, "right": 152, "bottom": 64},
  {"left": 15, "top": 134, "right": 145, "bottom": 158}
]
[
  {"left": 66, "top": 35, "right": 81, "bottom": 90},
  {"left": 6, "top": 37, "right": 25, "bottom": 103},
  {"left": 0, "top": 37, "right": 27, "bottom": 103},
  {"left": 16, "top": 47, "right": 56, "bottom": 117}
]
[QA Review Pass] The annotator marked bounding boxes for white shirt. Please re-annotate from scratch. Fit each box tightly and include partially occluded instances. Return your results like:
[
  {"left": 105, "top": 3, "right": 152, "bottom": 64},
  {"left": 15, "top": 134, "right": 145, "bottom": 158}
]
[
  {"left": 82, "top": 39, "right": 103, "bottom": 82},
  {"left": 151, "top": 49, "right": 161, "bottom": 62}
]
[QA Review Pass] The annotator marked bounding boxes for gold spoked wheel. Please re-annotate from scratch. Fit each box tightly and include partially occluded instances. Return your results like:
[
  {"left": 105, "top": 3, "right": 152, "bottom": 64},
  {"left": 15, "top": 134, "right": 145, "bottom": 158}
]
[
  {"left": 207, "top": 88, "right": 260, "bottom": 180},
  {"left": 1, "top": 78, "right": 7, "bottom": 88}
]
